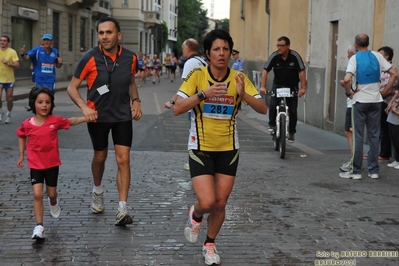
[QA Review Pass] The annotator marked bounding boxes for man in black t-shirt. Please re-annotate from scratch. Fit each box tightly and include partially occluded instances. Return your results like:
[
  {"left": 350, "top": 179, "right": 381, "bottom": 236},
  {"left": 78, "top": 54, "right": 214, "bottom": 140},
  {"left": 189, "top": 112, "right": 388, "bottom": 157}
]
[{"left": 260, "top": 36, "right": 307, "bottom": 142}]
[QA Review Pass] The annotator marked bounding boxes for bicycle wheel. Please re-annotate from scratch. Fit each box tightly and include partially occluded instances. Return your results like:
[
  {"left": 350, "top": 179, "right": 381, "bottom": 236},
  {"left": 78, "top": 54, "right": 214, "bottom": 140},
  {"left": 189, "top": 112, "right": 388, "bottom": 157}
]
[
  {"left": 273, "top": 131, "right": 279, "bottom": 151},
  {"left": 279, "top": 113, "right": 286, "bottom": 159}
]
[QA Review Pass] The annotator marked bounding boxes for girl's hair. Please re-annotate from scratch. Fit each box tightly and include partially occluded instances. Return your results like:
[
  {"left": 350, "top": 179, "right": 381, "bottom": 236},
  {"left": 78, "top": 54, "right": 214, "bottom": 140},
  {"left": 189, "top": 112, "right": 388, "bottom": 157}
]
[{"left": 27, "top": 87, "right": 55, "bottom": 115}]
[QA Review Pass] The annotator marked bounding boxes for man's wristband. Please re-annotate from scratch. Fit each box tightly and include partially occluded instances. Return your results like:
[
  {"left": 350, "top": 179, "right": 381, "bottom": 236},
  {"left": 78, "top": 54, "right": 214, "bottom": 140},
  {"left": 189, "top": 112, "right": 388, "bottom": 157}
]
[{"left": 345, "top": 91, "right": 352, "bottom": 97}]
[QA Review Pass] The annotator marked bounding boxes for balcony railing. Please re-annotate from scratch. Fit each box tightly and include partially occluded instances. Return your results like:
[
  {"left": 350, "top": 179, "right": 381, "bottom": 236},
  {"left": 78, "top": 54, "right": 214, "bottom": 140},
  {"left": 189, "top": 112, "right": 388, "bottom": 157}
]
[{"left": 65, "top": 0, "right": 97, "bottom": 7}]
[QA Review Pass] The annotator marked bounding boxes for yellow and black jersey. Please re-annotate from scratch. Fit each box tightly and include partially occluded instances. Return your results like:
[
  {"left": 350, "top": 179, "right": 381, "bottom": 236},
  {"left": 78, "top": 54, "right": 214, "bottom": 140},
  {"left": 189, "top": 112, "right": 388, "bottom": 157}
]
[{"left": 177, "top": 66, "right": 261, "bottom": 151}]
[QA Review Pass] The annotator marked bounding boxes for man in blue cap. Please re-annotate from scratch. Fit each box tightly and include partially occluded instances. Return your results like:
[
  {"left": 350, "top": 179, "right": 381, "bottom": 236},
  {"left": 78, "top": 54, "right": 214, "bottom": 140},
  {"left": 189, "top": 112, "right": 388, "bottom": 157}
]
[{"left": 18, "top": 34, "right": 63, "bottom": 91}]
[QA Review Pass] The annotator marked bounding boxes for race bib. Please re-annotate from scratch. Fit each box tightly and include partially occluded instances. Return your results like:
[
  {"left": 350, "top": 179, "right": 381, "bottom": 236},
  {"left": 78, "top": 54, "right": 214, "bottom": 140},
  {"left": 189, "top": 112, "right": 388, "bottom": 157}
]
[
  {"left": 41, "top": 63, "right": 54, "bottom": 74},
  {"left": 203, "top": 95, "right": 235, "bottom": 120},
  {"left": 276, "top": 87, "right": 291, "bottom": 97}
]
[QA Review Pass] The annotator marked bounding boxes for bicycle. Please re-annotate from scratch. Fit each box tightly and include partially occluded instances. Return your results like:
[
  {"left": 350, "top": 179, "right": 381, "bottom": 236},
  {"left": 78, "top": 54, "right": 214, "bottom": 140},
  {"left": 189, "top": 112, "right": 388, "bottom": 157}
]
[{"left": 268, "top": 88, "right": 295, "bottom": 159}]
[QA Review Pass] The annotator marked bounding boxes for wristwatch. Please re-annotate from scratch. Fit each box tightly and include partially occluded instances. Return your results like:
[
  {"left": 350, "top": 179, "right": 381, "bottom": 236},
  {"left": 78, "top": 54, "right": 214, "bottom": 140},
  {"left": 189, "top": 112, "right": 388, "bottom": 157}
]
[
  {"left": 345, "top": 91, "right": 352, "bottom": 97},
  {"left": 169, "top": 99, "right": 175, "bottom": 105},
  {"left": 197, "top": 91, "right": 206, "bottom": 101},
  {"left": 131, "top": 98, "right": 141, "bottom": 103}
]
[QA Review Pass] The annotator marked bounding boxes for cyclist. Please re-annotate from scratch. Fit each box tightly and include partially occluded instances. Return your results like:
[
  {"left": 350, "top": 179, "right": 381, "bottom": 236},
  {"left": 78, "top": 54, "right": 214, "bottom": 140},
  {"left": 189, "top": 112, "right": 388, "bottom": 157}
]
[{"left": 259, "top": 36, "right": 307, "bottom": 142}]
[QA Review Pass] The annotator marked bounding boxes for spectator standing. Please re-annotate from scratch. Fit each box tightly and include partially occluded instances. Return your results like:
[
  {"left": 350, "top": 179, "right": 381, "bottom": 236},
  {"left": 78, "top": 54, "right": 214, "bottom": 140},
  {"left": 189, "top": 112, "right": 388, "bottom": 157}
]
[
  {"left": 376, "top": 46, "right": 398, "bottom": 162},
  {"left": 339, "top": 34, "right": 398, "bottom": 180},
  {"left": 67, "top": 17, "right": 142, "bottom": 225},
  {"left": 339, "top": 45, "right": 356, "bottom": 172},
  {"left": 18, "top": 34, "right": 62, "bottom": 91},
  {"left": 0, "top": 35, "right": 20, "bottom": 124},
  {"left": 259, "top": 36, "right": 307, "bottom": 142},
  {"left": 231, "top": 49, "right": 244, "bottom": 72}
]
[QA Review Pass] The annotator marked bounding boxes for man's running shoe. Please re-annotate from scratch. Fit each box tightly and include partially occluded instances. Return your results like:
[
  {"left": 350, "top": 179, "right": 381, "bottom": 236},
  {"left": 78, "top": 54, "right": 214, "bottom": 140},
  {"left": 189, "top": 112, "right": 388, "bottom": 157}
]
[
  {"left": 91, "top": 192, "right": 105, "bottom": 213},
  {"left": 4, "top": 113, "right": 10, "bottom": 124},
  {"left": 48, "top": 197, "right": 61, "bottom": 218},
  {"left": 184, "top": 205, "right": 202, "bottom": 243},
  {"left": 202, "top": 243, "right": 221, "bottom": 265},
  {"left": 32, "top": 225, "right": 45, "bottom": 240},
  {"left": 268, "top": 126, "right": 276, "bottom": 132},
  {"left": 115, "top": 205, "right": 133, "bottom": 225}
]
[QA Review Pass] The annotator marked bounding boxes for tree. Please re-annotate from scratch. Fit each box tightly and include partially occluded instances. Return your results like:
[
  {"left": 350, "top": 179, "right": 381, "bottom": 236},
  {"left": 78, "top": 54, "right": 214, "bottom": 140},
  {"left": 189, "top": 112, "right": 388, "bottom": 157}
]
[
  {"left": 176, "top": 0, "right": 208, "bottom": 56},
  {"left": 217, "top": 18, "right": 229, "bottom": 32}
]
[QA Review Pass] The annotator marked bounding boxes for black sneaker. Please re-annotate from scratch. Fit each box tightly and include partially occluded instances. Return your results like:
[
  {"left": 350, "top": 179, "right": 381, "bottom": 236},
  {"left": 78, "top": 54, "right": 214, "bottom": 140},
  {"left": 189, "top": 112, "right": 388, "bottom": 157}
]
[
  {"left": 288, "top": 133, "right": 295, "bottom": 143},
  {"left": 268, "top": 126, "right": 276, "bottom": 132}
]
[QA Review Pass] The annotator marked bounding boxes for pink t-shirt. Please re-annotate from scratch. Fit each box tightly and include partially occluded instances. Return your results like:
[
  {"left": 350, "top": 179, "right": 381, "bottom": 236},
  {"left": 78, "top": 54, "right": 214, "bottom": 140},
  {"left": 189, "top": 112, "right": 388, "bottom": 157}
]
[{"left": 16, "top": 115, "right": 70, "bottom": 169}]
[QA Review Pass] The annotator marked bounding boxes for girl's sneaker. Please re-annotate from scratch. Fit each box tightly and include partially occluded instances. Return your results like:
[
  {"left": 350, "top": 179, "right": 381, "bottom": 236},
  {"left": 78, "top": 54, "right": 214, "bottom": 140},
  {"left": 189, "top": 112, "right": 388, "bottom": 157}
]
[
  {"left": 32, "top": 225, "right": 45, "bottom": 240},
  {"left": 48, "top": 197, "right": 61, "bottom": 218}
]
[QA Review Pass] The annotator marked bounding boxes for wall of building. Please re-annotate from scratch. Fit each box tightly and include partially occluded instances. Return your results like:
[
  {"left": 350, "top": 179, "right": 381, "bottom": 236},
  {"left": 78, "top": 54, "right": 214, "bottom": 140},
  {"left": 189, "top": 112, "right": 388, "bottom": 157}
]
[{"left": 230, "top": 0, "right": 399, "bottom": 137}]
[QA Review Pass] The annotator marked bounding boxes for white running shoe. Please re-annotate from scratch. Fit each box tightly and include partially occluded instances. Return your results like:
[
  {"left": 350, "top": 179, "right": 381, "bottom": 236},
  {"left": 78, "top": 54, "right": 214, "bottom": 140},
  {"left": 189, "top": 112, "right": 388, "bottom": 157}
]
[
  {"left": 32, "top": 225, "right": 45, "bottom": 240},
  {"left": 48, "top": 197, "right": 61, "bottom": 218},
  {"left": 0, "top": 111, "right": 3, "bottom": 122},
  {"left": 91, "top": 192, "right": 105, "bottom": 213},
  {"left": 4, "top": 113, "right": 10, "bottom": 124},
  {"left": 339, "top": 171, "right": 362, "bottom": 180},
  {"left": 183, "top": 163, "right": 190, "bottom": 171},
  {"left": 202, "top": 243, "right": 221, "bottom": 265},
  {"left": 387, "top": 161, "right": 399, "bottom": 168},
  {"left": 115, "top": 205, "right": 133, "bottom": 225},
  {"left": 184, "top": 205, "right": 202, "bottom": 243}
]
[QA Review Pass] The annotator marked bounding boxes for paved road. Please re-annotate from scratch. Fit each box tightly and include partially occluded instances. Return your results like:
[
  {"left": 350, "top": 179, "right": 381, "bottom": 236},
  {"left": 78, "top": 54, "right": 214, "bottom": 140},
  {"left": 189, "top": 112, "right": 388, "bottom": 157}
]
[{"left": 0, "top": 77, "right": 398, "bottom": 265}]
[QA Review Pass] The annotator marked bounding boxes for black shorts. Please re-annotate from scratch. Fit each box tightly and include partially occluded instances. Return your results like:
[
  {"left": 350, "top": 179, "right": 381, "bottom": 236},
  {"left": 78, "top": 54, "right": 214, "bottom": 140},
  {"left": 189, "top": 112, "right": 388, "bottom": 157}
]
[
  {"left": 87, "top": 121, "right": 133, "bottom": 151},
  {"left": 188, "top": 149, "right": 239, "bottom": 178},
  {"left": 170, "top": 65, "right": 177, "bottom": 74},
  {"left": 345, "top": 107, "right": 352, "bottom": 132},
  {"left": 30, "top": 166, "right": 59, "bottom": 187}
]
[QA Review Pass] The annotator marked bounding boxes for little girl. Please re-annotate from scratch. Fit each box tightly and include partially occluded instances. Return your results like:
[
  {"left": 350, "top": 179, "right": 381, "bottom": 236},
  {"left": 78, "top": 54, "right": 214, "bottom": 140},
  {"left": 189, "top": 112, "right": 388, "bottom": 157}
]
[{"left": 16, "top": 87, "right": 90, "bottom": 240}]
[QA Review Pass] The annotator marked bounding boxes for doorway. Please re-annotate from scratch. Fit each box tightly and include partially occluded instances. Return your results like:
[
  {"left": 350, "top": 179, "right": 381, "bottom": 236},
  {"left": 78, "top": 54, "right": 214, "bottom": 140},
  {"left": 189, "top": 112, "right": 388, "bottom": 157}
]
[{"left": 328, "top": 21, "right": 338, "bottom": 122}]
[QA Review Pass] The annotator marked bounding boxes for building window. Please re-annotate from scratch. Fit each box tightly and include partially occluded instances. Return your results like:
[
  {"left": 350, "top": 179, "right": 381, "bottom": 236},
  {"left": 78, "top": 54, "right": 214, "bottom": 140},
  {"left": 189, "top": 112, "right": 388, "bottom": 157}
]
[
  {"left": 68, "top": 15, "right": 73, "bottom": 51},
  {"left": 122, "top": 0, "right": 128, "bottom": 8},
  {"left": 80, "top": 18, "right": 86, "bottom": 51},
  {"left": 53, "top": 12, "right": 60, "bottom": 48}
]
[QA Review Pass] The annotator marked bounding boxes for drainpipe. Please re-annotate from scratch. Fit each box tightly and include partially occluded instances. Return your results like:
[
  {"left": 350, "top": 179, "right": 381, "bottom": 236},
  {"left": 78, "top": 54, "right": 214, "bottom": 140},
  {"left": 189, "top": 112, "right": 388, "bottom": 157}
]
[
  {"left": 304, "top": 0, "right": 312, "bottom": 124},
  {"left": 266, "top": 0, "right": 270, "bottom": 56}
]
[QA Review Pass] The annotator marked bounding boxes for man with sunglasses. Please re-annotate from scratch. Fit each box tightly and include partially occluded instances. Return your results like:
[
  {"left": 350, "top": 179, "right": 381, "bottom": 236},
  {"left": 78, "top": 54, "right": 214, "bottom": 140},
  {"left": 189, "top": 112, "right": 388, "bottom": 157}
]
[
  {"left": 259, "top": 36, "right": 307, "bottom": 142},
  {"left": 0, "top": 35, "right": 20, "bottom": 124}
]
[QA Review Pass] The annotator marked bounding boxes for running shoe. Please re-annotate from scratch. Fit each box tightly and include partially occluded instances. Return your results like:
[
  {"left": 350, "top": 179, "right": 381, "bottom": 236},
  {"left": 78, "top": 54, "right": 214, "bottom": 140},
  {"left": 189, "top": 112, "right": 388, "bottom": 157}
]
[
  {"left": 0, "top": 111, "right": 2, "bottom": 122},
  {"left": 91, "top": 192, "right": 105, "bottom": 213},
  {"left": 4, "top": 113, "right": 10, "bottom": 124},
  {"left": 202, "top": 243, "right": 221, "bottom": 265},
  {"left": 48, "top": 197, "right": 61, "bottom": 218},
  {"left": 184, "top": 205, "right": 202, "bottom": 243},
  {"left": 368, "top": 173, "right": 379, "bottom": 179},
  {"left": 32, "top": 225, "right": 45, "bottom": 240},
  {"left": 288, "top": 133, "right": 295, "bottom": 143},
  {"left": 183, "top": 163, "right": 190, "bottom": 171},
  {"left": 115, "top": 205, "right": 133, "bottom": 225}
]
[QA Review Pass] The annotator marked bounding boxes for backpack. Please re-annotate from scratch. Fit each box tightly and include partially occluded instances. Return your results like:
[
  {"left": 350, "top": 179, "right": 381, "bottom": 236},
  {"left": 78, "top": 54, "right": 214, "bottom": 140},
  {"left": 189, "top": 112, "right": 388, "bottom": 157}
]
[{"left": 356, "top": 51, "right": 380, "bottom": 84}]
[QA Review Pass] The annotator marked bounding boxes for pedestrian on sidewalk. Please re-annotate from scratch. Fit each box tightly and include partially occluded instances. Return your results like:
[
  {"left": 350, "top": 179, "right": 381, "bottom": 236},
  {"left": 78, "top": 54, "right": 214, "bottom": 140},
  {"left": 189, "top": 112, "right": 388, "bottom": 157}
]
[
  {"left": 173, "top": 29, "right": 267, "bottom": 265},
  {"left": 18, "top": 34, "right": 63, "bottom": 91},
  {"left": 386, "top": 90, "right": 399, "bottom": 169},
  {"left": 0, "top": 35, "right": 20, "bottom": 124},
  {"left": 67, "top": 16, "right": 142, "bottom": 226},
  {"left": 339, "top": 34, "right": 398, "bottom": 180},
  {"left": 16, "top": 87, "right": 87, "bottom": 240},
  {"left": 339, "top": 44, "right": 356, "bottom": 172}
]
